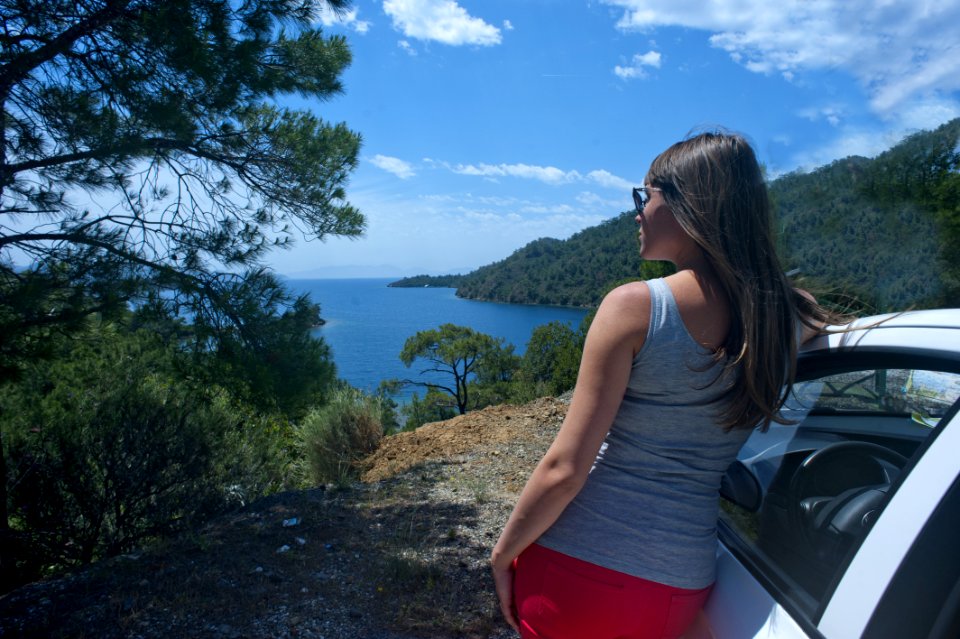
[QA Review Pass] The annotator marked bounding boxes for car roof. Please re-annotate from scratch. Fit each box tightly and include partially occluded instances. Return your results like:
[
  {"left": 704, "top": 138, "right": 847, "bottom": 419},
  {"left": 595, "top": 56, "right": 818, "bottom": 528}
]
[{"left": 801, "top": 308, "right": 960, "bottom": 355}]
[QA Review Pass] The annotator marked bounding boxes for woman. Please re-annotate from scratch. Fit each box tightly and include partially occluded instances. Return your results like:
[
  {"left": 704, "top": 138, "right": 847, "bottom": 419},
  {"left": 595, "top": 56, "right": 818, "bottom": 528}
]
[{"left": 491, "top": 131, "right": 836, "bottom": 639}]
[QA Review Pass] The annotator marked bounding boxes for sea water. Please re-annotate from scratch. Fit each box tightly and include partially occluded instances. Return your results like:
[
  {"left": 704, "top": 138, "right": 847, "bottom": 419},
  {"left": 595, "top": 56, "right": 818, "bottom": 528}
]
[{"left": 286, "top": 278, "right": 589, "bottom": 403}]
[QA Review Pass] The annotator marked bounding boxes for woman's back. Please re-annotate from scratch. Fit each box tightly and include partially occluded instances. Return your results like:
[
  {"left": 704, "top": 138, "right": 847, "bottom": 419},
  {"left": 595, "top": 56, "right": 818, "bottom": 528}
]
[
  {"left": 537, "top": 277, "right": 750, "bottom": 590},
  {"left": 490, "top": 131, "right": 841, "bottom": 638},
  {"left": 662, "top": 270, "right": 730, "bottom": 354}
]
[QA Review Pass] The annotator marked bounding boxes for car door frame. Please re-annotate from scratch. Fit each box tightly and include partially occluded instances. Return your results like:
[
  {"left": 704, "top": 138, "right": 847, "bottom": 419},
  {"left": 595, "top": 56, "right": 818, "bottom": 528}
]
[
  {"left": 703, "top": 331, "right": 960, "bottom": 639},
  {"left": 818, "top": 389, "right": 960, "bottom": 637}
]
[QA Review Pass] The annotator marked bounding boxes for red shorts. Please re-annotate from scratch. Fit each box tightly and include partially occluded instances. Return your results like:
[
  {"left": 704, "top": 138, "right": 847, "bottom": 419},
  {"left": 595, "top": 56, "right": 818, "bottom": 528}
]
[{"left": 513, "top": 543, "right": 711, "bottom": 639}]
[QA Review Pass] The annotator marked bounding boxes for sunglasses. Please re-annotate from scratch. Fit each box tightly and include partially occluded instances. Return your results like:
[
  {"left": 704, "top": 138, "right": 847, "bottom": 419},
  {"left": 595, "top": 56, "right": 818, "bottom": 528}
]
[{"left": 632, "top": 186, "right": 662, "bottom": 214}]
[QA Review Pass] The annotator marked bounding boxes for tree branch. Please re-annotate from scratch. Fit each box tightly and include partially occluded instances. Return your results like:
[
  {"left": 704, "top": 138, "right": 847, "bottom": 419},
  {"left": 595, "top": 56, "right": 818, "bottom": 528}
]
[
  {"left": 396, "top": 378, "right": 458, "bottom": 398},
  {"left": 6, "top": 136, "right": 194, "bottom": 175},
  {"left": 0, "top": 0, "right": 135, "bottom": 94}
]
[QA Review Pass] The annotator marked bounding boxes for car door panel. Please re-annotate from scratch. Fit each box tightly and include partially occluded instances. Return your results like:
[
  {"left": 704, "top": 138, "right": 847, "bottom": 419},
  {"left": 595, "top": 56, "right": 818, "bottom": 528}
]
[
  {"left": 706, "top": 334, "right": 960, "bottom": 639},
  {"left": 818, "top": 409, "right": 960, "bottom": 637},
  {"left": 695, "top": 546, "right": 816, "bottom": 639}
]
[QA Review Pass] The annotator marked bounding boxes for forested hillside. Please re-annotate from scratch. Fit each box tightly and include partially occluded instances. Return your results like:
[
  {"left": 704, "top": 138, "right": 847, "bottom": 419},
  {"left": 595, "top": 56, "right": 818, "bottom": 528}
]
[
  {"left": 771, "top": 118, "right": 960, "bottom": 311},
  {"left": 388, "top": 273, "right": 464, "bottom": 288},
  {"left": 425, "top": 214, "right": 671, "bottom": 307},
  {"left": 395, "top": 119, "right": 960, "bottom": 312}
]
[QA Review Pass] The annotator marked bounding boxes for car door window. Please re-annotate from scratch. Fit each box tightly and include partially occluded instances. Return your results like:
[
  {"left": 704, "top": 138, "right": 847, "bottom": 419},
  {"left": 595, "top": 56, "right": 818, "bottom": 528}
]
[{"left": 719, "top": 367, "right": 960, "bottom": 620}]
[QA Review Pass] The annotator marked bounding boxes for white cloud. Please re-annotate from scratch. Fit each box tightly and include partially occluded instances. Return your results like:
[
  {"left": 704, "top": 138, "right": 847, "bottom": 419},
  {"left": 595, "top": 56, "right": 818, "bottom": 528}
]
[
  {"left": 398, "top": 40, "right": 417, "bottom": 55},
  {"left": 576, "top": 191, "right": 627, "bottom": 210},
  {"left": 519, "top": 204, "right": 576, "bottom": 214},
  {"left": 602, "top": 0, "right": 960, "bottom": 115},
  {"left": 782, "top": 96, "right": 960, "bottom": 175},
  {"left": 419, "top": 193, "right": 458, "bottom": 203},
  {"left": 370, "top": 154, "right": 416, "bottom": 179},
  {"left": 314, "top": 4, "right": 371, "bottom": 34},
  {"left": 475, "top": 195, "right": 527, "bottom": 207},
  {"left": 450, "top": 162, "right": 634, "bottom": 191},
  {"left": 383, "top": 0, "right": 502, "bottom": 46},
  {"left": 463, "top": 210, "right": 504, "bottom": 223},
  {"left": 798, "top": 105, "right": 845, "bottom": 127},
  {"left": 895, "top": 97, "right": 960, "bottom": 132},
  {"left": 613, "top": 50, "right": 662, "bottom": 79},
  {"left": 586, "top": 169, "right": 634, "bottom": 190},
  {"left": 503, "top": 19, "right": 514, "bottom": 31},
  {"left": 772, "top": 133, "right": 792, "bottom": 147},
  {"left": 452, "top": 162, "right": 581, "bottom": 185},
  {"left": 786, "top": 128, "right": 903, "bottom": 174}
]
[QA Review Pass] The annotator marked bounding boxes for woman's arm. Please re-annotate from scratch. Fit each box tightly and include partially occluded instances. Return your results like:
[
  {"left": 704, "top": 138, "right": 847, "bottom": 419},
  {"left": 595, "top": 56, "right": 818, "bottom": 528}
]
[{"left": 490, "top": 282, "right": 651, "bottom": 629}]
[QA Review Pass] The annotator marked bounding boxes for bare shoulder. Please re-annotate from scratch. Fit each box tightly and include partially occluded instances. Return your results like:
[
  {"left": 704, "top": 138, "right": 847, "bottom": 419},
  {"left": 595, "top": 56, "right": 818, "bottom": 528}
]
[
  {"left": 605, "top": 280, "right": 650, "bottom": 302},
  {"left": 600, "top": 281, "right": 651, "bottom": 318},
  {"left": 591, "top": 281, "right": 652, "bottom": 354}
]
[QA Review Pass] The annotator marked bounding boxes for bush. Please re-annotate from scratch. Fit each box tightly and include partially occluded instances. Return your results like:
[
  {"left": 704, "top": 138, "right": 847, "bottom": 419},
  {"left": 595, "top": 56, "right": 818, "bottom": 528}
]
[
  {"left": 399, "top": 390, "right": 459, "bottom": 431},
  {"left": 0, "top": 325, "right": 292, "bottom": 592},
  {"left": 213, "top": 405, "right": 296, "bottom": 505},
  {"left": 298, "top": 387, "right": 386, "bottom": 484},
  {"left": 2, "top": 329, "right": 276, "bottom": 578}
]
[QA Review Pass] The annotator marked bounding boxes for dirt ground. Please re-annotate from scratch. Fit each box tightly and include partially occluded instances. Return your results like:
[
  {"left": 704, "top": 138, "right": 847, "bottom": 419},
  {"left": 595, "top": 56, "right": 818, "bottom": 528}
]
[
  {"left": 0, "top": 397, "right": 568, "bottom": 639},
  {"left": 363, "top": 398, "right": 567, "bottom": 487}
]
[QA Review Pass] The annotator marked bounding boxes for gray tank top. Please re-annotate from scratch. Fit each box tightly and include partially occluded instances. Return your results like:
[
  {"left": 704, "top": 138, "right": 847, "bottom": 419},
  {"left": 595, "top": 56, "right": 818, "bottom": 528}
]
[{"left": 537, "top": 278, "right": 751, "bottom": 589}]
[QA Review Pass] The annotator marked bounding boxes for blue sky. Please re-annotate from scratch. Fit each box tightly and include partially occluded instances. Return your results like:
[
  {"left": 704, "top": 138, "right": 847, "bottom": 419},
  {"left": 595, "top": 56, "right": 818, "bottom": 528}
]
[{"left": 272, "top": 0, "right": 960, "bottom": 278}]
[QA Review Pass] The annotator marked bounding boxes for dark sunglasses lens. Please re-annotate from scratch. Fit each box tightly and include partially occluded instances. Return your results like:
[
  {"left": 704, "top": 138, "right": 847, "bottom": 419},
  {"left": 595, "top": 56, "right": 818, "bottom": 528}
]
[{"left": 633, "top": 188, "right": 646, "bottom": 212}]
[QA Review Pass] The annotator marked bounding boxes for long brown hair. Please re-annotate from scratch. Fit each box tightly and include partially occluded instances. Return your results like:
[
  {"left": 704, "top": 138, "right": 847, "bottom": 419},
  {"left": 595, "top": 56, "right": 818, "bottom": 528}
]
[{"left": 646, "top": 131, "right": 841, "bottom": 431}]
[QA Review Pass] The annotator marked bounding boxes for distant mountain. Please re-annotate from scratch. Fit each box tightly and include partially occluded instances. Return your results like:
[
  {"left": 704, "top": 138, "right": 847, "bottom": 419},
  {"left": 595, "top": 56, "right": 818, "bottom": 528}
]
[{"left": 393, "top": 118, "right": 960, "bottom": 311}]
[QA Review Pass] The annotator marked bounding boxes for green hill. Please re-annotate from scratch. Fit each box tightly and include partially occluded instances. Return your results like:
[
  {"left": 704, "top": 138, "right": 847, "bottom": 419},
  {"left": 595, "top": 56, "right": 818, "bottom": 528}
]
[
  {"left": 393, "top": 119, "right": 960, "bottom": 312},
  {"left": 453, "top": 215, "right": 672, "bottom": 307},
  {"left": 390, "top": 213, "right": 672, "bottom": 307},
  {"left": 772, "top": 118, "right": 960, "bottom": 311},
  {"left": 388, "top": 274, "right": 464, "bottom": 288}
]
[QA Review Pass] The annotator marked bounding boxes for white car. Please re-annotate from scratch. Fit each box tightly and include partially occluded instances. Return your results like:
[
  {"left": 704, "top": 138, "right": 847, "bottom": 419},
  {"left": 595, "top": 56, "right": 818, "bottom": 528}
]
[{"left": 693, "top": 309, "right": 960, "bottom": 639}]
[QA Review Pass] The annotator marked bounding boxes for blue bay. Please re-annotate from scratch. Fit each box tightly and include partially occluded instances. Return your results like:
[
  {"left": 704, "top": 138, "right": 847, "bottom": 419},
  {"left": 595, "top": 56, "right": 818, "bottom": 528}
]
[{"left": 286, "top": 278, "right": 589, "bottom": 403}]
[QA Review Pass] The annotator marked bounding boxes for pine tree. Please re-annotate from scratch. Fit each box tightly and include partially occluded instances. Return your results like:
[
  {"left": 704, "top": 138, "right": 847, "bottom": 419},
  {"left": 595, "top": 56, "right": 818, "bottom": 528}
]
[{"left": 0, "top": 0, "right": 362, "bottom": 544}]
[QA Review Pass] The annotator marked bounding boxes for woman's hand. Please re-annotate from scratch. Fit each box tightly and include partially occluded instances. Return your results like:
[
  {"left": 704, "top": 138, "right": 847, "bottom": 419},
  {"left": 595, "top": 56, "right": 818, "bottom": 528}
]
[{"left": 491, "top": 556, "right": 520, "bottom": 633}]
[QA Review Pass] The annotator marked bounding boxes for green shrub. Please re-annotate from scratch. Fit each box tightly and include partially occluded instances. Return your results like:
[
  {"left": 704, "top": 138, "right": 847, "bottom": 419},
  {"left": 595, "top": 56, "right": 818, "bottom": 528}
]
[
  {"left": 3, "top": 332, "right": 240, "bottom": 565},
  {"left": 213, "top": 403, "right": 295, "bottom": 504},
  {"left": 1, "top": 325, "right": 291, "bottom": 591},
  {"left": 399, "top": 390, "right": 458, "bottom": 431},
  {"left": 298, "top": 387, "right": 386, "bottom": 484}
]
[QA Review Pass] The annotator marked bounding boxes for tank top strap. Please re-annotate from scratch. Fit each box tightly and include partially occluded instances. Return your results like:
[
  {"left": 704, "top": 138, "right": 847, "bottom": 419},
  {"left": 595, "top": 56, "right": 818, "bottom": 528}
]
[{"left": 644, "top": 278, "right": 684, "bottom": 345}]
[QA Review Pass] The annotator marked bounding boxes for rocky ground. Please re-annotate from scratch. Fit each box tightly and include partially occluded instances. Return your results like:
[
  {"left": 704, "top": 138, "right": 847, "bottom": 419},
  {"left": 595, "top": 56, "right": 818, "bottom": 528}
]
[{"left": 0, "top": 397, "right": 569, "bottom": 639}]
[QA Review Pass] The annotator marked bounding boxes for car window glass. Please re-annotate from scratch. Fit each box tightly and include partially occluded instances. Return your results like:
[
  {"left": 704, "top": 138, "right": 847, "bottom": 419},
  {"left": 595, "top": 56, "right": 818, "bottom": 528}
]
[
  {"left": 783, "top": 369, "right": 960, "bottom": 423},
  {"left": 720, "top": 367, "right": 960, "bottom": 619}
]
